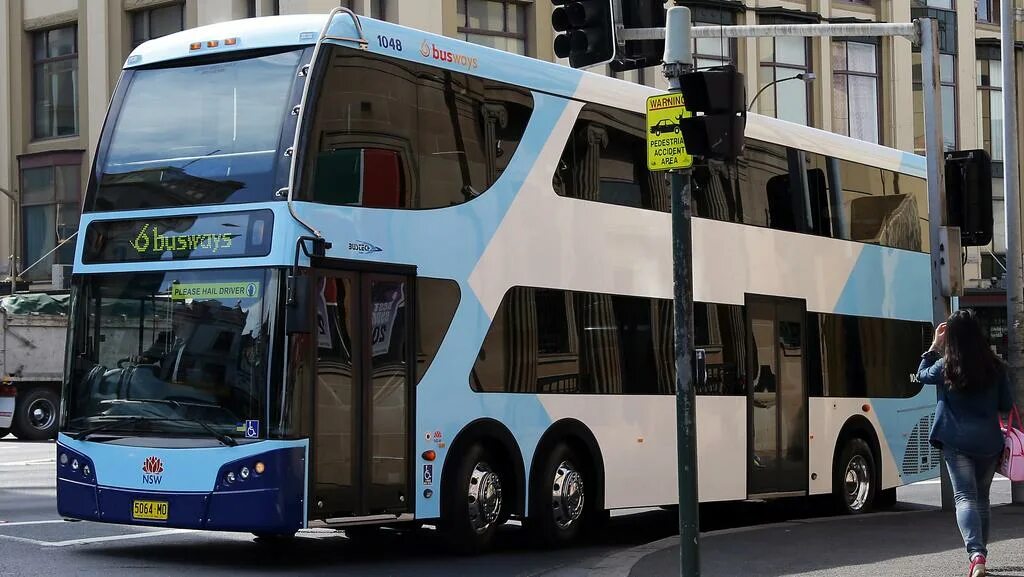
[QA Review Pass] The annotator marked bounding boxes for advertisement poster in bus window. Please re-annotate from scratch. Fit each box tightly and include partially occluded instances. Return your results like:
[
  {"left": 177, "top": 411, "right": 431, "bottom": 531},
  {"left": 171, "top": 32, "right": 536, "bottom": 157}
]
[{"left": 370, "top": 282, "right": 405, "bottom": 357}]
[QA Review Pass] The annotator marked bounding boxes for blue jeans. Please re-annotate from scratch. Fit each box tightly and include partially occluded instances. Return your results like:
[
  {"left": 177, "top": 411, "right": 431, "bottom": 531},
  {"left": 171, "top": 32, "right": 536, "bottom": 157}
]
[{"left": 943, "top": 448, "right": 1000, "bottom": 559}]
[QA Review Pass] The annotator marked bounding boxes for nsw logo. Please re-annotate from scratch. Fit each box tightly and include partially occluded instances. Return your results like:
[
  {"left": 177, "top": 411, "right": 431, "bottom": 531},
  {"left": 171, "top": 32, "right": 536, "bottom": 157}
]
[
  {"left": 349, "top": 241, "right": 383, "bottom": 255},
  {"left": 142, "top": 456, "right": 164, "bottom": 485}
]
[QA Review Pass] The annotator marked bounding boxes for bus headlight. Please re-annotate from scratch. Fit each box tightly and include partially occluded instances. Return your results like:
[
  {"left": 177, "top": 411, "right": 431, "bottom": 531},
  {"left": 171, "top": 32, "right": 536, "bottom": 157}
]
[
  {"left": 225, "top": 471, "right": 236, "bottom": 484},
  {"left": 240, "top": 467, "right": 250, "bottom": 480}
]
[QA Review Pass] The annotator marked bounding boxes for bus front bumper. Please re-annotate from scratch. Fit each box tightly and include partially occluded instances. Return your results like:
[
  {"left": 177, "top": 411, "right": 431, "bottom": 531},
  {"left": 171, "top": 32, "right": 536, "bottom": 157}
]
[{"left": 55, "top": 436, "right": 307, "bottom": 533}]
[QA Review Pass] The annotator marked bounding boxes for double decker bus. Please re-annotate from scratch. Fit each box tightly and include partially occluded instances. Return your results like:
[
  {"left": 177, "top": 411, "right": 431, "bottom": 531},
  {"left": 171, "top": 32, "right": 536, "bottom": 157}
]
[{"left": 58, "top": 9, "right": 939, "bottom": 551}]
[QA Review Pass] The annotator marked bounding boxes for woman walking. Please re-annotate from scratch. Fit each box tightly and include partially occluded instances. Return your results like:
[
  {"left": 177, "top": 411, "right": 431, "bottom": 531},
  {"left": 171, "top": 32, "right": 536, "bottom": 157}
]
[{"left": 918, "top": 309, "right": 1014, "bottom": 577}]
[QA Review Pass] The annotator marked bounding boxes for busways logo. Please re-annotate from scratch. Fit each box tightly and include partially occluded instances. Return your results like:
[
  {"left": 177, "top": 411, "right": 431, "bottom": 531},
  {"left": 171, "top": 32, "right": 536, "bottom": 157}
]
[
  {"left": 420, "top": 40, "right": 478, "bottom": 70},
  {"left": 142, "top": 456, "right": 164, "bottom": 485}
]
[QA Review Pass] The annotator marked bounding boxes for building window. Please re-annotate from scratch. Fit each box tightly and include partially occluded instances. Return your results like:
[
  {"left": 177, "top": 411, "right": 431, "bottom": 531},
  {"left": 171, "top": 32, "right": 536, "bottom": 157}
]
[
  {"left": 978, "top": 56, "right": 1003, "bottom": 162},
  {"left": 694, "top": 22, "right": 736, "bottom": 69},
  {"left": 370, "top": 0, "right": 386, "bottom": 20},
  {"left": 757, "top": 36, "right": 812, "bottom": 125},
  {"left": 832, "top": 40, "right": 880, "bottom": 144},
  {"left": 33, "top": 26, "right": 78, "bottom": 140},
  {"left": 977, "top": 0, "right": 999, "bottom": 23},
  {"left": 131, "top": 3, "right": 184, "bottom": 49},
  {"left": 19, "top": 155, "right": 82, "bottom": 282},
  {"left": 456, "top": 0, "right": 527, "bottom": 55}
]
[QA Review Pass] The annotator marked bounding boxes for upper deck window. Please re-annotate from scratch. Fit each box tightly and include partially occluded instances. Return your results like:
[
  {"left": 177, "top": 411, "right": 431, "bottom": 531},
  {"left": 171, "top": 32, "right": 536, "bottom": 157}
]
[
  {"left": 88, "top": 48, "right": 305, "bottom": 212},
  {"left": 298, "top": 45, "right": 533, "bottom": 209}
]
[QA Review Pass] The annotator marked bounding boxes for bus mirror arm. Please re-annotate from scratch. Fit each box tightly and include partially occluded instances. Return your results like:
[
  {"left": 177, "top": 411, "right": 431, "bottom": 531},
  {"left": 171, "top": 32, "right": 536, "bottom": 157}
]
[{"left": 285, "top": 236, "right": 331, "bottom": 335}]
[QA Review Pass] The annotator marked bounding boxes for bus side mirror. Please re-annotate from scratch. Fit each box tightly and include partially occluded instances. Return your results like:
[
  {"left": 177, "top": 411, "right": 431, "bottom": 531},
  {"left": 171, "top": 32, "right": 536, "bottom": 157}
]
[
  {"left": 286, "top": 275, "right": 311, "bottom": 335},
  {"left": 945, "top": 149, "right": 993, "bottom": 247}
]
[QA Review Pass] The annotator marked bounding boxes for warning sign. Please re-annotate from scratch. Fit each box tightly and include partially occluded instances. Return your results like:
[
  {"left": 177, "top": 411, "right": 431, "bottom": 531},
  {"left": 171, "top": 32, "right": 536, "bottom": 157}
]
[{"left": 646, "top": 93, "right": 693, "bottom": 171}]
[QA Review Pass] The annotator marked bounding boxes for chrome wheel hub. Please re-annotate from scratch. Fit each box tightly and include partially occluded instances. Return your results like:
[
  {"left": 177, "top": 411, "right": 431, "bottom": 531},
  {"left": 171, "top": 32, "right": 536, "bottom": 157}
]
[
  {"left": 844, "top": 455, "right": 871, "bottom": 511},
  {"left": 467, "top": 462, "right": 502, "bottom": 534},
  {"left": 28, "top": 398, "right": 55, "bottom": 431},
  {"left": 551, "top": 460, "right": 585, "bottom": 529}
]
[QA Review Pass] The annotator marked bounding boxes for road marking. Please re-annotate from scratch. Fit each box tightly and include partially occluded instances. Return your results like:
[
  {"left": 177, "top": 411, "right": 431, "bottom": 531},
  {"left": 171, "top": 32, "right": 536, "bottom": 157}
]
[
  {"left": 0, "top": 458, "right": 55, "bottom": 466},
  {"left": 0, "top": 529, "right": 191, "bottom": 547},
  {"left": 913, "top": 477, "right": 1010, "bottom": 486},
  {"left": 0, "top": 520, "right": 66, "bottom": 527}
]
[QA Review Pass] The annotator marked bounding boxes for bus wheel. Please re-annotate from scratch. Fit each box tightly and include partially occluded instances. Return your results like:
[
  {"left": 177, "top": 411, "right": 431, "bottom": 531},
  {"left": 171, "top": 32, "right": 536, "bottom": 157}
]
[
  {"left": 12, "top": 389, "right": 59, "bottom": 441},
  {"left": 0, "top": 428, "right": 9, "bottom": 439},
  {"left": 529, "top": 442, "right": 591, "bottom": 547},
  {"left": 834, "top": 438, "right": 876, "bottom": 515},
  {"left": 442, "top": 443, "right": 505, "bottom": 554}
]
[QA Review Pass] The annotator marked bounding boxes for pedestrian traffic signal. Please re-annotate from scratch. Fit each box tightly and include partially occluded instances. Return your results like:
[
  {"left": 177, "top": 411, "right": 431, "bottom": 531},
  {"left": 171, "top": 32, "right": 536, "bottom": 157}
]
[
  {"left": 677, "top": 66, "right": 746, "bottom": 161},
  {"left": 552, "top": 0, "right": 616, "bottom": 69},
  {"left": 945, "top": 149, "right": 993, "bottom": 247}
]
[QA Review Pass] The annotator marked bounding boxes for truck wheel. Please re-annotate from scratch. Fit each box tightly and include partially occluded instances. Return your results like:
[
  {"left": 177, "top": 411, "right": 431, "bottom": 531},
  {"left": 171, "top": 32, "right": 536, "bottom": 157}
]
[{"left": 12, "top": 389, "right": 59, "bottom": 441}]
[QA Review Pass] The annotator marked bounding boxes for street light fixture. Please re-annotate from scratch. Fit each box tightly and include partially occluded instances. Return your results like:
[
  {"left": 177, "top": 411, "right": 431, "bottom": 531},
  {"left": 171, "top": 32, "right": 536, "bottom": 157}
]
[{"left": 747, "top": 72, "right": 816, "bottom": 112}]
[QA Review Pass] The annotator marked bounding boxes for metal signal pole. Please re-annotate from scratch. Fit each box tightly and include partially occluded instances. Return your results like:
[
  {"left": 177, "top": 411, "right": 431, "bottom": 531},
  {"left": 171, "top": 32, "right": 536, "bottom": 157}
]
[
  {"left": 999, "top": 0, "right": 1024, "bottom": 505},
  {"left": 662, "top": 8, "right": 700, "bottom": 576}
]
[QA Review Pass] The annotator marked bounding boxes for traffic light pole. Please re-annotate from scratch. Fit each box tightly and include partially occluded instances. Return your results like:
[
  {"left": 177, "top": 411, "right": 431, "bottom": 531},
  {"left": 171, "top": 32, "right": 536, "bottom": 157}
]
[{"left": 662, "top": 8, "right": 699, "bottom": 577}]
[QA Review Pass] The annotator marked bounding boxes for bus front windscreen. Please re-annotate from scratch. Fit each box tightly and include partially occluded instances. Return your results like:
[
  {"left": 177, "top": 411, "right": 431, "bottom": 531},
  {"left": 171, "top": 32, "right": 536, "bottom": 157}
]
[
  {"left": 64, "top": 268, "right": 277, "bottom": 441},
  {"left": 89, "top": 49, "right": 303, "bottom": 212}
]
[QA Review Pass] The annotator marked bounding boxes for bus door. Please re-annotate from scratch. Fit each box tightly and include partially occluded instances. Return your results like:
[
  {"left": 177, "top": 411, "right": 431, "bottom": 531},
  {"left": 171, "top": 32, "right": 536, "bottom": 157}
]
[
  {"left": 309, "top": 266, "right": 414, "bottom": 520},
  {"left": 746, "top": 296, "right": 809, "bottom": 498}
]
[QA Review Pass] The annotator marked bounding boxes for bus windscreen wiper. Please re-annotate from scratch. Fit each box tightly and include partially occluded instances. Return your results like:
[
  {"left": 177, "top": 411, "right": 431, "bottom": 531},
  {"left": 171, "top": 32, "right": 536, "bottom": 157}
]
[
  {"left": 74, "top": 416, "right": 148, "bottom": 441},
  {"left": 98, "top": 399, "right": 239, "bottom": 447},
  {"left": 134, "top": 398, "right": 238, "bottom": 447}
]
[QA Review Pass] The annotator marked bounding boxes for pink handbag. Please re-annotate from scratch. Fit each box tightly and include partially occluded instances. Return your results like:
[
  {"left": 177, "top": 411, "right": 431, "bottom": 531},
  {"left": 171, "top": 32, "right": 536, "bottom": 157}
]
[{"left": 999, "top": 407, "right": 1024, "bottom": 481}]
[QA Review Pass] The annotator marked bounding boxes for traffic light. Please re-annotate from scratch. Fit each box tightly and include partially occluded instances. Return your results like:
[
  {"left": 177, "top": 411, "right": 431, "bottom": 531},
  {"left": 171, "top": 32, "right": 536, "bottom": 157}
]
[
  {"left": 552, "top": 0, "right": 616, "bottom": 69},
  {"left": 945, "top": 149, "right": 993, "bottom": 247},
  {"left": 677, "top": 66, "right": 746, "bottom": 161}
]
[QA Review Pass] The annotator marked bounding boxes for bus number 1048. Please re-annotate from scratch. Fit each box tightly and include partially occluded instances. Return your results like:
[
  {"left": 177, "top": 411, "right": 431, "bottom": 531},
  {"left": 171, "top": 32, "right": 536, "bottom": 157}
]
[{"left": 377, "top": 35, "right": 403, "bottom": 52}]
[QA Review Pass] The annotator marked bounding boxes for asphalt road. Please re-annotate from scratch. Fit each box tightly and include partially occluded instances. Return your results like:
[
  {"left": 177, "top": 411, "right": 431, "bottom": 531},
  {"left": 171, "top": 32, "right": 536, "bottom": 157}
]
[{"left": 0, "top": 436, "right": 990, "bottom": 577}]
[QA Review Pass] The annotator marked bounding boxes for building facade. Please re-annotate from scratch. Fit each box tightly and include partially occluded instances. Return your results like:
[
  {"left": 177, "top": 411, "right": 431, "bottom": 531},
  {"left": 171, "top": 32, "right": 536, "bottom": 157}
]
[{"left": 0, "top": 0, "right": 1020, "bottom": 350}]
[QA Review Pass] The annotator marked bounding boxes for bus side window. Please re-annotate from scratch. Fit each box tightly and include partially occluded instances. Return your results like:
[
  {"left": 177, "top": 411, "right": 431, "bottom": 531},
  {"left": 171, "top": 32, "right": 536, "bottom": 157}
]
[{"left": 301, "top": 45, "right": 533, "bottom": 209}]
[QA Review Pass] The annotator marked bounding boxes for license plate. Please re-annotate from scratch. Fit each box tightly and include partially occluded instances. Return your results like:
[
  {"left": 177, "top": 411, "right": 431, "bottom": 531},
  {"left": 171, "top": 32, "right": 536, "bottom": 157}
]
[{"left": 132, "top": 500, "right": 168, "bottom": 521}]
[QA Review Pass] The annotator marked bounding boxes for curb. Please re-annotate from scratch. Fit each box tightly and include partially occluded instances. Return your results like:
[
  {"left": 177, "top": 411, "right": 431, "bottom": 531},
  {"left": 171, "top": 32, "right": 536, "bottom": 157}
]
[{"left": 571, "top": 506, "right": 939, "bottom": 577}]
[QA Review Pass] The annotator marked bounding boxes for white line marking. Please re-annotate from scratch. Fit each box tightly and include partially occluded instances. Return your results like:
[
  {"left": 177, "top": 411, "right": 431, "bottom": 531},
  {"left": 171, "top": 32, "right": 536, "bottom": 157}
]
[
  {"left": 912, "top": 477, "right": 1010, "bottom": 486},
  {"left": 0, "top": 520, "right": 67, "bottom": 527},
  {"left": 0, "top": 458, "right": 55, "bottom": 466},
  {"left": 0, "top": 529, "right": 191, "bottom": 547}
]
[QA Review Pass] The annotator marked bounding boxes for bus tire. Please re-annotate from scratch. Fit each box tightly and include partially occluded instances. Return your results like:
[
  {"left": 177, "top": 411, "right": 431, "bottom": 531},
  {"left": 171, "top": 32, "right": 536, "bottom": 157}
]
[
  {"left": 11, "top": 388, "right": 59, "bottom": 441},
  {"left": 441, "top": 443, "right": 506, "bottom": 555},
  {"left": 0, "top": 428, "right": 9, "bottom": 439},
  {"left": 528, "top": 442, "right": 592, "bottom": 547},
  {"left": 833, "top": 437, "right": 876, "bottom": 515}
]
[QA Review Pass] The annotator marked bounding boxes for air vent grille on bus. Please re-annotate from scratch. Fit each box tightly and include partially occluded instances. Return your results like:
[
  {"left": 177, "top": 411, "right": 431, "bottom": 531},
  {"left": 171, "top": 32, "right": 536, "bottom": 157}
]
[{"left": 902, "top": 413, "right": 941, "bottom": 476}]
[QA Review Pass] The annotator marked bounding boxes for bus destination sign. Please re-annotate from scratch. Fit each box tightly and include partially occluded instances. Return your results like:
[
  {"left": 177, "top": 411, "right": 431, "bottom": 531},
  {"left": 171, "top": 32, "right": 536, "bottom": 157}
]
[{"left": 83, "top": 210, "right": 274, "bottom": 264}]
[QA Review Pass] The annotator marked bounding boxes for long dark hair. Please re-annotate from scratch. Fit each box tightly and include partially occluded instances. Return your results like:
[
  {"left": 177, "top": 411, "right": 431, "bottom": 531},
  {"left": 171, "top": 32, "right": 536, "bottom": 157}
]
[{"left": 943, "top": 309, "right": 1001, "bottom": 392}]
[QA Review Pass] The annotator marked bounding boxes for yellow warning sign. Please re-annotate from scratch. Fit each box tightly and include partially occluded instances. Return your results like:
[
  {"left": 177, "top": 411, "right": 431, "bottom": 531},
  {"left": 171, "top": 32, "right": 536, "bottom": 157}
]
[{"left": 646, "top": 93, "right": 693, "bottom": 171}]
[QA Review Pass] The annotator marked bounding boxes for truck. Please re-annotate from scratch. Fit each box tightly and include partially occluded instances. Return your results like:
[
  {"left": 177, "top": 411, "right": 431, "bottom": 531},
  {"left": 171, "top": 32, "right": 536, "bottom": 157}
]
[{"left": 0, "top": 292, "right": 68, "bottom": 441}]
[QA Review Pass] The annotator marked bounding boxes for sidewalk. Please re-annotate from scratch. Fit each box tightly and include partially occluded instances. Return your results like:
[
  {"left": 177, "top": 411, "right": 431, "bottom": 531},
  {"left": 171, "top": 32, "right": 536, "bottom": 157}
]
[{"left": 611, "top": 505, "right": 1024, "bottom": 577}]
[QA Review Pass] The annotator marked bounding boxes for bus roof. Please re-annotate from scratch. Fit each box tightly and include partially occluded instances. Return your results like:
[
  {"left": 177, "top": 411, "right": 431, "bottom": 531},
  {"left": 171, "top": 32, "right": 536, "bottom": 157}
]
[{"left": 125, "top": 12, "right": 925, "bottom": 179}]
